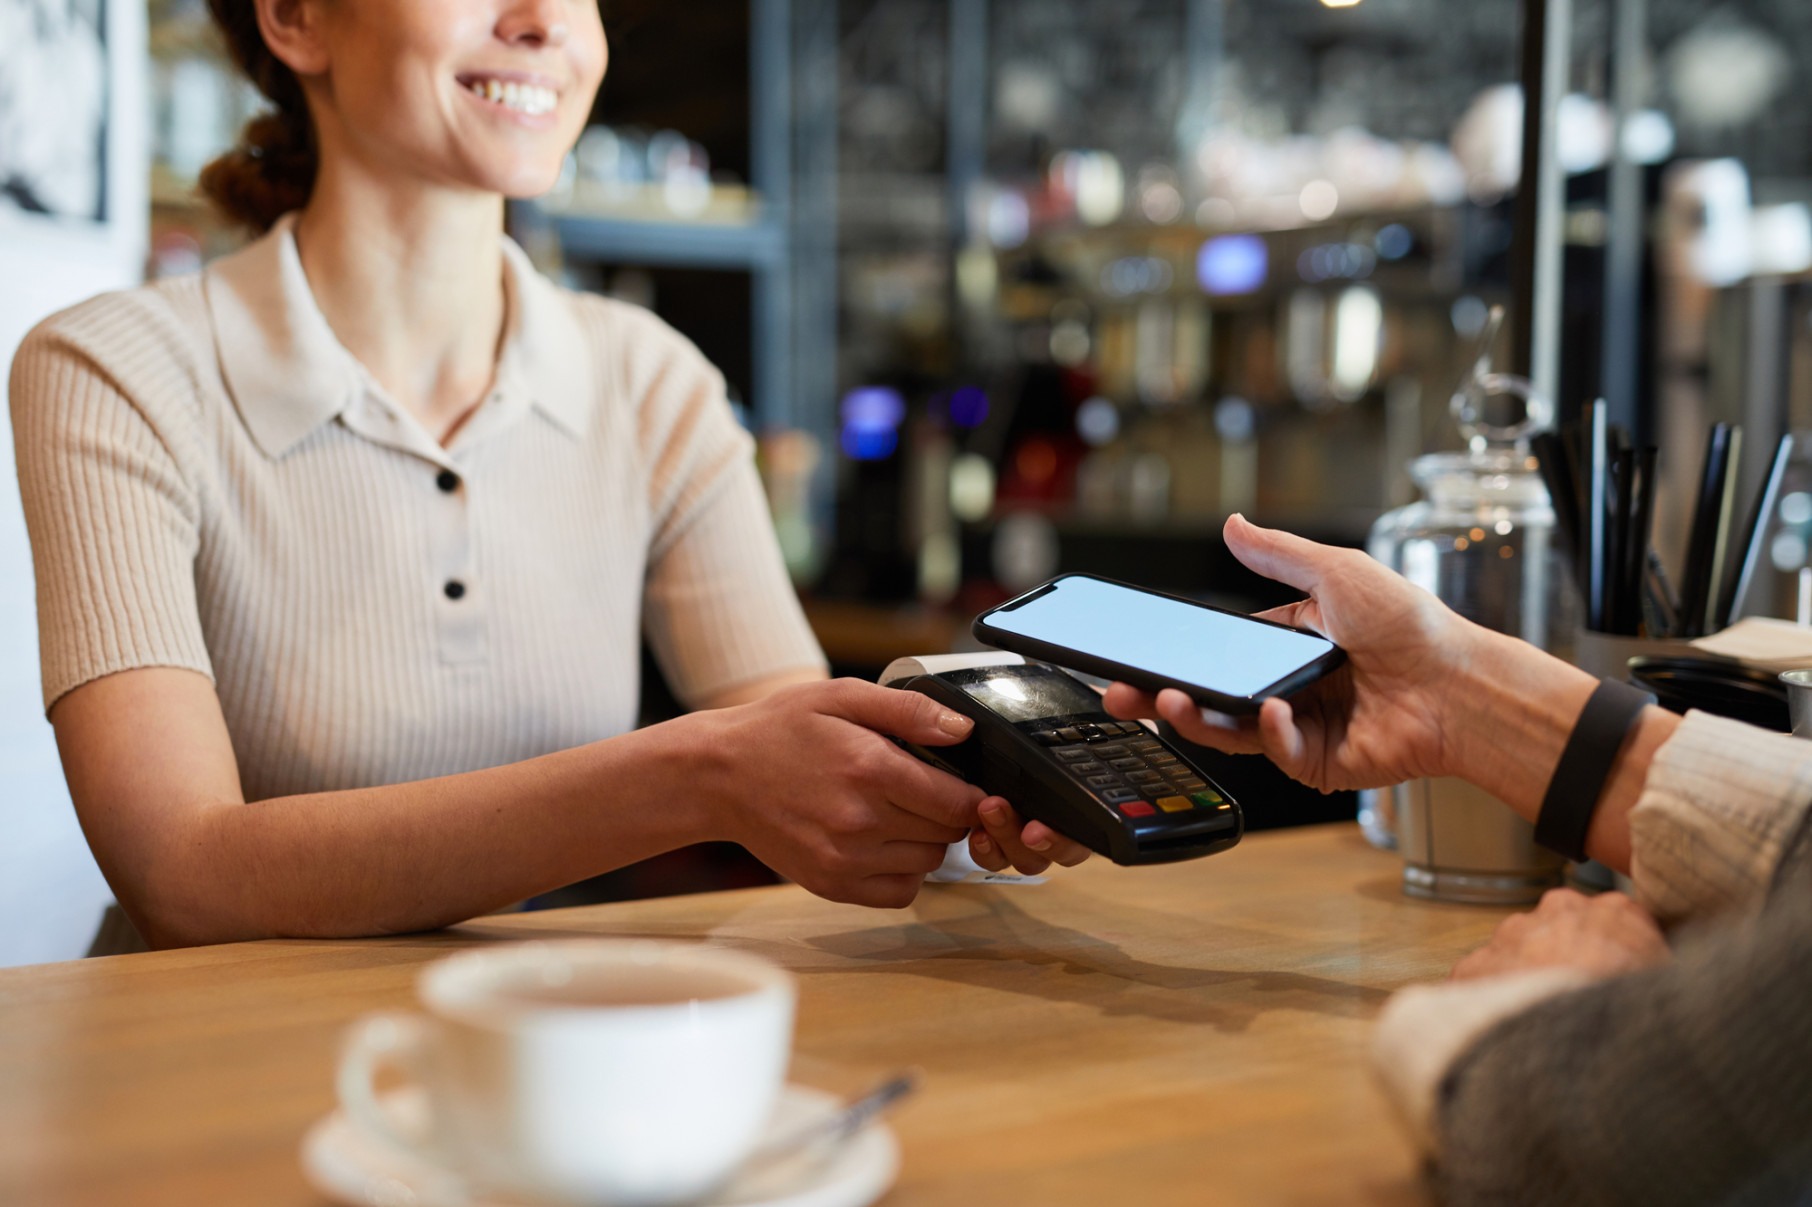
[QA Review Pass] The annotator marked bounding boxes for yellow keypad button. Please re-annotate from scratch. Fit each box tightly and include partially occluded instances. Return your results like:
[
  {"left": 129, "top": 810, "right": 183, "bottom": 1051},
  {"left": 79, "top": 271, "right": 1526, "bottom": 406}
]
[{"left": 1156, "top": 796, "right": 1195, "bottom": 813}]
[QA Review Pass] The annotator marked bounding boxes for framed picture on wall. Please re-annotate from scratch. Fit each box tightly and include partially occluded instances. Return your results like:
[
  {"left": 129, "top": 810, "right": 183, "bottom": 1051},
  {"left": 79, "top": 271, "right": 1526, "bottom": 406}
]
[{"left": 0, "top": 0, "right": 111, "bottom": 228}]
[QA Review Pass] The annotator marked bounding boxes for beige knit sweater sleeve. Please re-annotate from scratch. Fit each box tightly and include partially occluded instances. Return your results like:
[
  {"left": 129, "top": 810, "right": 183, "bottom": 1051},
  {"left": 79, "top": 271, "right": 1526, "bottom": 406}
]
[
  {"left": 8, "top": 290, "right": 214, "bottom": 711},
  {"left": 608, "top": 300, "right": 829, "bottom": 705}
]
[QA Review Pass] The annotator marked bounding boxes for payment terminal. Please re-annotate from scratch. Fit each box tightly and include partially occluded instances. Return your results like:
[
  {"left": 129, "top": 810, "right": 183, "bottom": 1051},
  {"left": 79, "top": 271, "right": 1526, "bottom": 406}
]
[{"left": 881, "top": 654, "right": 1242, "bottom": 867}]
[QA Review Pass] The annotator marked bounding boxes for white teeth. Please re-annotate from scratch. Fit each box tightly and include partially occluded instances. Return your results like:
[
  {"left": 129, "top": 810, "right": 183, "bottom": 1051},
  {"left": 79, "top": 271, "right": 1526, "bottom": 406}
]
[{"left": 465, "top": 77, "right": 556, "bottom": 116}]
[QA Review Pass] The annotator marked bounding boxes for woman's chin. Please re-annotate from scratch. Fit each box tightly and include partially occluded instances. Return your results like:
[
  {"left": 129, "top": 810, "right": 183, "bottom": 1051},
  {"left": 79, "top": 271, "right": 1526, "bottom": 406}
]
[
  {"left": 461, "top": 162, "right": 566, "bottom": 203},
  {"left": 502, "top": 175, "right": 564, "bottom": 202}
]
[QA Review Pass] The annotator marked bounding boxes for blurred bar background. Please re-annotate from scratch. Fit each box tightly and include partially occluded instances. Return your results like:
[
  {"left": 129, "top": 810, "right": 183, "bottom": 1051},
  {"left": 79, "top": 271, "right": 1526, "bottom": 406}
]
[{"left": 140, "top": 0, "right": 1812, "bottom": 643}]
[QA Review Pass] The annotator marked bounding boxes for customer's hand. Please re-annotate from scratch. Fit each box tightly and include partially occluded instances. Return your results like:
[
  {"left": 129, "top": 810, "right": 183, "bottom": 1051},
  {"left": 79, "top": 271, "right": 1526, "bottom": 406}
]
[
  {"left": 694, "top": 679, "right": 1074, "bottom": 907},
  {"left": 1102, "top": 514, "right": 1482, "bottom": 793},
  {"left": 1451, "top": 888, "right": 1671, "bottom": 981}
]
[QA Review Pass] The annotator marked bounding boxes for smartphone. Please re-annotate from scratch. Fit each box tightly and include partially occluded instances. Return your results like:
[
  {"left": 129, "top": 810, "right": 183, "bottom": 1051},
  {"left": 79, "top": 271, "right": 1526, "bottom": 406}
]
[{"left": 972, "top": 573, "right": 1344, "bottom": 714}]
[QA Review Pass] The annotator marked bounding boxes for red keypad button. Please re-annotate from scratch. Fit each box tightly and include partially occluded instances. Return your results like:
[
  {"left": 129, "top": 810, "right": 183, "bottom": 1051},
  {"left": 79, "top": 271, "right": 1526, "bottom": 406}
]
[{"left": 1120, "top": 801, "right": 1157, "bottom": 818}]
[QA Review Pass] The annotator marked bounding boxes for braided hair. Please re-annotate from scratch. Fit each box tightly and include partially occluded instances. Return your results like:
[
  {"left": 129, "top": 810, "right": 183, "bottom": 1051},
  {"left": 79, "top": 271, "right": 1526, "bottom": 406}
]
[{"left": 197, "top": 0, "right": 317, "bottom": 232}]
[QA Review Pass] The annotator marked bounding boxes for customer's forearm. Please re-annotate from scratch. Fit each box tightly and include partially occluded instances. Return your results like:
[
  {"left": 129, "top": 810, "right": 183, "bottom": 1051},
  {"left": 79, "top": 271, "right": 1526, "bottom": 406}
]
[
  {"left": 1444, "top": 628, "right": 1680, "bottom": 873},
  {"left": 137, "top": 723, "right": 713, "bottom": 947}
]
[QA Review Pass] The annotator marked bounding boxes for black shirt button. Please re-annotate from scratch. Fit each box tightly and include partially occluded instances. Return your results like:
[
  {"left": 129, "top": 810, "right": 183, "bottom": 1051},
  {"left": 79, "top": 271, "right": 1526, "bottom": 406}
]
[
  {"left": 444, "top": 580, "right": 467, "bottom": 601},
  {"left": 436, "top": 470, "right": 460, "bottom": 493}
]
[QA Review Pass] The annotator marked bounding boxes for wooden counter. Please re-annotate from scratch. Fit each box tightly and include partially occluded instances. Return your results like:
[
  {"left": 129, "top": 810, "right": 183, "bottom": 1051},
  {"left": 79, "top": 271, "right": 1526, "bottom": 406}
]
[{"left": 0, "top": 826, "right": 1510, "bottom": 1207}]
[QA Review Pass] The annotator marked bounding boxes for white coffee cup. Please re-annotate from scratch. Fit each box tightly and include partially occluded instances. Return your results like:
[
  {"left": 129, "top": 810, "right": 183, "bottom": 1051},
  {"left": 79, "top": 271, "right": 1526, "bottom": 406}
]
[{"left": 336, "top": 939, "right": 795, "bottom": 1206}]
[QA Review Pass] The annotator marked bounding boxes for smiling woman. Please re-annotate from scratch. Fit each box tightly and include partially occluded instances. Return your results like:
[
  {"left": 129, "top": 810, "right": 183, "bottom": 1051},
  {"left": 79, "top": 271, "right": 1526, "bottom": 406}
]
[
  {"left": 6, "top": 0, "right": 1089, "bottom": 953},
  {"left": 199, "top": 0, "right": 603, "bottom": 232}
]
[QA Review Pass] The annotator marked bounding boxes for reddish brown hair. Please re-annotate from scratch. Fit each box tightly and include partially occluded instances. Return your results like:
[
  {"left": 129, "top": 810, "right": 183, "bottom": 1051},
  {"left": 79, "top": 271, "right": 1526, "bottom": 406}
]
[{"left": 197, "top": 0, "right": 317, "bottom": 233}]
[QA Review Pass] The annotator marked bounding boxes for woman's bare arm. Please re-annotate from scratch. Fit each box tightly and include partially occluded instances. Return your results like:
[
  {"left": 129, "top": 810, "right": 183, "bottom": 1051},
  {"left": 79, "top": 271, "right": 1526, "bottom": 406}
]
[
  {"left": 52, "top": 666, "right": 991, "bottom": 948},
  {"left": 697, "top": 667, "right": 828, "bottom": 710}
]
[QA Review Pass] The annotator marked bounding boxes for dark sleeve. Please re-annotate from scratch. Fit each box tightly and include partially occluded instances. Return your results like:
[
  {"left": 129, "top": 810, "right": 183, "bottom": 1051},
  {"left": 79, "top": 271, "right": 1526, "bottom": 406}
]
[{"left": 1435, "top": 843, "right": 1812, "bottom": 1207}]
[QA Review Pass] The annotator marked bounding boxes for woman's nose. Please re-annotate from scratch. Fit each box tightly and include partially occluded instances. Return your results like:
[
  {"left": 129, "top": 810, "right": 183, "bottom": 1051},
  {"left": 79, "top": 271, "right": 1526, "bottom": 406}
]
[{"left": 495, "top": 0, "right": 570, "bottom": 49}]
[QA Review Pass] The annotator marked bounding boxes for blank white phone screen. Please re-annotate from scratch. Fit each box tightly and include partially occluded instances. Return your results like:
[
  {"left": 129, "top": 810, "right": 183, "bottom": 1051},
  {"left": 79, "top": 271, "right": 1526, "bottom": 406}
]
[{"left": 987, "top": 577, "right": 1335, "bottom": 700}]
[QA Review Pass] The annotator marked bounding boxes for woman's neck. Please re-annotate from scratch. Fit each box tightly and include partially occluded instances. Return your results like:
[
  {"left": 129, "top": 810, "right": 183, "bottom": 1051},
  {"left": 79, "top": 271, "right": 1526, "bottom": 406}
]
[{"left": 292, "top": 163, "right": 509, "bottom": 445}]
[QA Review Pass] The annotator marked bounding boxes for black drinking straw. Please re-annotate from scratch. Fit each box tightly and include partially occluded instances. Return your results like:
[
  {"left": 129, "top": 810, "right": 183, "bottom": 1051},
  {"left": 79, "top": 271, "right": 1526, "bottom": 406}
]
[
  {"left": 1680, "top": 424, "right": 1735, "bottom": 638},
  {"left": 1586, "top": 402, "right": 1610, "bottom": 631},
  {"left": 1623, "top": 447, "right": 1659, "bottom": 636},
  {"left": 1719, "top": 433, "right": 1796, "bottom": 628}
]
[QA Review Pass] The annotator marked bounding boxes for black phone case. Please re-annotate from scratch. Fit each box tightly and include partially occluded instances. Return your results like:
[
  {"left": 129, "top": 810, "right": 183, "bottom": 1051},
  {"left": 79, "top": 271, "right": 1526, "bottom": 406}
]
[{"left": 971, "top": 573, "right": 1346, "bottom": 715}]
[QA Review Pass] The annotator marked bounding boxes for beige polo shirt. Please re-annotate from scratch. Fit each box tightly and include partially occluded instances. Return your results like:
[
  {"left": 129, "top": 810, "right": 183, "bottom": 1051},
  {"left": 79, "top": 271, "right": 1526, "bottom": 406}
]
[{"left": 8, "top": 215, "right": 826, "bottom": 802}]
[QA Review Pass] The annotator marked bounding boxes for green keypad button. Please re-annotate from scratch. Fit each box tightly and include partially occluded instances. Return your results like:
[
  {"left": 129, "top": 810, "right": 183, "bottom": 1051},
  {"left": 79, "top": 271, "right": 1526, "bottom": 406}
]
[{"left": 1190, "top": 791, "right": 1226, "bottom": 808}]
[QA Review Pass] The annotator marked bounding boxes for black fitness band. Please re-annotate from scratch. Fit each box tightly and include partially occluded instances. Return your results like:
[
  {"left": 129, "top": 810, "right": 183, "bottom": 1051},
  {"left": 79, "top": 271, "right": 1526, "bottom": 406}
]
[{"left": 1534, "top": 678, "right": 1656, "bottom": 862}]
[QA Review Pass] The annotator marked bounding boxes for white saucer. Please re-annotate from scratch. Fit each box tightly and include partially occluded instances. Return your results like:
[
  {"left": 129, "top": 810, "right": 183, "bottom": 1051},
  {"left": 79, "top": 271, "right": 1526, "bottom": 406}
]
[{"left": 300, "top": 1084, "right": 900, "bottom": 1207}]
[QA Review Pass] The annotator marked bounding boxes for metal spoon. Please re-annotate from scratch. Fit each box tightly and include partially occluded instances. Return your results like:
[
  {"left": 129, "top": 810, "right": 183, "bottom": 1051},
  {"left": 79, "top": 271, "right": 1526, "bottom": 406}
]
[{"left": 745, "top": 1070, "right": 919, "bottom": 1168}]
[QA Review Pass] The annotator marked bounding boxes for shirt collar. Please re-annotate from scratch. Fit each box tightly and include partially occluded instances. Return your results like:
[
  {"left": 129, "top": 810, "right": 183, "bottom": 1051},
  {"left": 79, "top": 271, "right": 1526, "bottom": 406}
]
[
  {"left": 206, "top": 213, "right": 593, "bottom": 460},
  {"left": 496, "top": 236, "right": 593, "bottom": 441}
]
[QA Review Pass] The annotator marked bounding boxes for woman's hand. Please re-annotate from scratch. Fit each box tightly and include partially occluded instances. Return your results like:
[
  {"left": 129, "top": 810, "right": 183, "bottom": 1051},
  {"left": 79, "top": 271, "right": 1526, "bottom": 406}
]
[
  {"left": 690, "top": 679, "right": 1025, "bottom": 908},
  {"left": 1451, "top": 888, "right": 1671, "bottom": 981},
  {"left": 967, "top": 798, "right": 1093, "bottom": 876},
  {"left": 1101, "top": 514, "right": 1485, "bottom": 793}
]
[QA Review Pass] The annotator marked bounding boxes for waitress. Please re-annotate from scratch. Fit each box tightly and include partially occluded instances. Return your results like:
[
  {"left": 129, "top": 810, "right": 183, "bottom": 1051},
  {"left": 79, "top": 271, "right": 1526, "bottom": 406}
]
[{"left": 8, "top": 0, "right": 1087, "bottom": 951}]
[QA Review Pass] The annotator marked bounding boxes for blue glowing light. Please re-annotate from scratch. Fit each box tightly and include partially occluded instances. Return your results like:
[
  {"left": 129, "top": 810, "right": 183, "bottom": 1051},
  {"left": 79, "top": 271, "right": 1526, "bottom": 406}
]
[
  {"left": 949, "top": 386, "right": 990, "bottom": 429},
  {"left": 1196, "top": 234, "right": 1268, "bottom": 296},
  {"left": 840, "top": 425, "right": 900, "bottom": 461},
  {"left": 839, "top": 386, "right": 907, "bottom": 434},
  {"left": 1374, "top": 224, "right": 1414, "bottom": 261}
]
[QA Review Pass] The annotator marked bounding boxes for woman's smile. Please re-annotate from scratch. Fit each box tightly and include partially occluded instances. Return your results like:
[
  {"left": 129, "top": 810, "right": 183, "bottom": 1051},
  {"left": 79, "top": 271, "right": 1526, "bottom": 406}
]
[{"left": 455, "top": 69, "right": 561, "bottom": 124}]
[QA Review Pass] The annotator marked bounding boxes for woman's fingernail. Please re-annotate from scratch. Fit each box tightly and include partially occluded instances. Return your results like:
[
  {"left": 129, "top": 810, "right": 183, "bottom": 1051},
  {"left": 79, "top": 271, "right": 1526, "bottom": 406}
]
[
  {"left": 980, "top": 800, "right": 1006, "bottom": 823},
  {"left": 1027, "top": 835, "right": 1052, "bottom": 852},
  {"left": 938, "top": 712, "right": 974, "bottom": 737},
  {"left": 1199, "top": 708, "right": 1238, "bottom": 730},
  {"left": 973, "top": 833, "right": 993, "bottom": 853}
]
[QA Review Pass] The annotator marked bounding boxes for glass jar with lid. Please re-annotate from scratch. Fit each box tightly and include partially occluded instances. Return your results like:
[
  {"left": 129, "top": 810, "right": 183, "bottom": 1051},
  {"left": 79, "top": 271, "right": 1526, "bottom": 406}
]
[{"left": 1363, "top": 370, "right": 1578, "bottom": 903}]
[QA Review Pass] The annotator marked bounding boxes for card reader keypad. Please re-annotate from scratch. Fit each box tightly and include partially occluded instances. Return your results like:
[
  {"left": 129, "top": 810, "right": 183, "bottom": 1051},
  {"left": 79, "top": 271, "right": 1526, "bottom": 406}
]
[{"left": 1030, "top": 723, "right": 1227, "bottom": 818}]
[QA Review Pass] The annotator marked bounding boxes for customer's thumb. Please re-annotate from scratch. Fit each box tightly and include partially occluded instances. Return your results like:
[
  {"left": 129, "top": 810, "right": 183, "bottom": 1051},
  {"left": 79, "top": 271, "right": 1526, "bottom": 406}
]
[{"left": 1225, "top": 515, "right": 1329, "bottom": 594}]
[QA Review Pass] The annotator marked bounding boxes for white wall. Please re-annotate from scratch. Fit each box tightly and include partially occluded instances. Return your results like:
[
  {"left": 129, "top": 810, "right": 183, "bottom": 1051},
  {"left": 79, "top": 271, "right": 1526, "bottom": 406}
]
[{"left": 0, "top": 0, "right": 147, "bottom": 967}]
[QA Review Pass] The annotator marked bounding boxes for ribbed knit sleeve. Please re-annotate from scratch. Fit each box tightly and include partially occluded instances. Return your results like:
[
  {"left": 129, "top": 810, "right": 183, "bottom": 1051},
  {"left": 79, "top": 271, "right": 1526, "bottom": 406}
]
[
  {"left": 605, "top": 302, "right": 827, "bottom": 706},
  {"left": 1628, "top": 710, "right": 1812, "bottom": 922},
  {"left": 7, "top": 295, "right": 213, "bottom": 712},
  {"left": 643, "top": 464, "right": 830, "bottom": 706}
]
